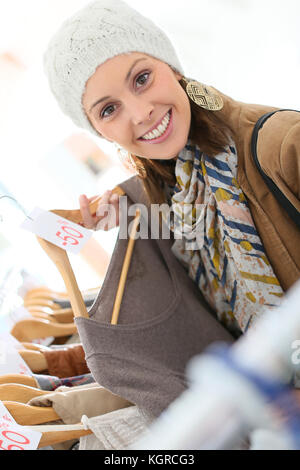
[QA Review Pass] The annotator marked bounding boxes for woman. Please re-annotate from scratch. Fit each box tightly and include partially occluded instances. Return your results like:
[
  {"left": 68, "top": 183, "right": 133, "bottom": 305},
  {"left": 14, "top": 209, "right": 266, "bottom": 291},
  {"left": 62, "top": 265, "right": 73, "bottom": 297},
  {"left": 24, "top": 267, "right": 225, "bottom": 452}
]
[{"left": 44, "top": 0, "right": 300, "bottom": 337}]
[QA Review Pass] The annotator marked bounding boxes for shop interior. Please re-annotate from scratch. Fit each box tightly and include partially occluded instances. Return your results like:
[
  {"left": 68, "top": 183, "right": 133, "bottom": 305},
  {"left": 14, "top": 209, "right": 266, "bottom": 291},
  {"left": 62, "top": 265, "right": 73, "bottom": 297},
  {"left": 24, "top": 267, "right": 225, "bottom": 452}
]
[{"left": 0, "top": 0, "right": 299, "bottom": 451}]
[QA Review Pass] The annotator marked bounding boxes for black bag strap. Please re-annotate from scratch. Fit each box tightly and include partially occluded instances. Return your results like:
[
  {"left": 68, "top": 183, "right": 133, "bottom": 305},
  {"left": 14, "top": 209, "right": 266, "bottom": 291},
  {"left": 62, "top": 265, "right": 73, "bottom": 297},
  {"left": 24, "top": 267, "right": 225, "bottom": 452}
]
[{"left": 251, "top": 108, "right": 300, "bottom": 229}]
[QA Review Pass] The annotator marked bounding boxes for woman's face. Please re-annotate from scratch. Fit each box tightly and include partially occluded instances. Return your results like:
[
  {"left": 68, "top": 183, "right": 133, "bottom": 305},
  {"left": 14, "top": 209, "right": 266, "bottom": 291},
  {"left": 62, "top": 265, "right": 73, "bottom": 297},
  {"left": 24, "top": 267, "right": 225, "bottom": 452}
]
[{"left": 82, "top": 52, "right": 191, "bottom": 160}]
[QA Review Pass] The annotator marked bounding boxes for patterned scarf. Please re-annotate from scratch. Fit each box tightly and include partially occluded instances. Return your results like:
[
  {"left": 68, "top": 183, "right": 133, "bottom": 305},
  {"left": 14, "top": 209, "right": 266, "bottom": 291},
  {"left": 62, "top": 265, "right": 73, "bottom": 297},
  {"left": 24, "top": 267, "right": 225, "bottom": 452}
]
[{"left": 166, "top": 140, "right": 283, "bottom": 334}]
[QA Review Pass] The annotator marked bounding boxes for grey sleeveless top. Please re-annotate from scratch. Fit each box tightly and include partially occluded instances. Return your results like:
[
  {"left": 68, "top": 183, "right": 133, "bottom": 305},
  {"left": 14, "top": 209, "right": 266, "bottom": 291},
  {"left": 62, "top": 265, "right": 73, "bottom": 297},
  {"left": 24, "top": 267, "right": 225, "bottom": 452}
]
[{"left": 75, "top": 176, "right": 234, "bottom": 418}]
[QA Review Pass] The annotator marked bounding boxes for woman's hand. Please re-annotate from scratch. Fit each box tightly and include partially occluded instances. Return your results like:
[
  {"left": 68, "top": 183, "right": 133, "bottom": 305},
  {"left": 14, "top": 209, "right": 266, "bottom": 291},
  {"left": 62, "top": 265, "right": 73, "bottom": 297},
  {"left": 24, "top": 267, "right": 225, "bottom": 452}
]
[{"left": 79, "top": 190, "right": 120, "bottom": 231}]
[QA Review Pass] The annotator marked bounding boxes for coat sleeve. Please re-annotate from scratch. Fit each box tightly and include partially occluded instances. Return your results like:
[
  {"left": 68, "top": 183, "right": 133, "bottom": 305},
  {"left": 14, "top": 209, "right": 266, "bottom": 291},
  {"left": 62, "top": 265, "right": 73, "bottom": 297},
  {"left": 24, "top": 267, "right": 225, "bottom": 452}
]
[{"left": 257, "top": 110, "right": 300, "bottom": 211}]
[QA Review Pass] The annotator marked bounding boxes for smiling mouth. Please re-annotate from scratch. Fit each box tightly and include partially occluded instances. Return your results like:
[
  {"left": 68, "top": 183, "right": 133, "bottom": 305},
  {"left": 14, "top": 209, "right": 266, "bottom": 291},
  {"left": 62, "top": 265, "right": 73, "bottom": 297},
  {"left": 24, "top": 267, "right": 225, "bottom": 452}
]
[{"left": 138, "top": 109, "right": 172, "bottom": 141}]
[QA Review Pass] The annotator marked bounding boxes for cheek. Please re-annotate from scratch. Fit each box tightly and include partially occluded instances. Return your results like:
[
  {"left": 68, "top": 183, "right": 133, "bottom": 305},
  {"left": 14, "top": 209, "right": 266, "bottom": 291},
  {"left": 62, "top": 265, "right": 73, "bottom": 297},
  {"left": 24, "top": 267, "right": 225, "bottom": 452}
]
[
  {"left": 92, "top": 119, "right": 119, "bottom": 142},
  {"left": 100, "top": 122, "right": 132, "bottom": 146},
  {"left": 178, "top": 92, "right": 191, "bottom": 120}
]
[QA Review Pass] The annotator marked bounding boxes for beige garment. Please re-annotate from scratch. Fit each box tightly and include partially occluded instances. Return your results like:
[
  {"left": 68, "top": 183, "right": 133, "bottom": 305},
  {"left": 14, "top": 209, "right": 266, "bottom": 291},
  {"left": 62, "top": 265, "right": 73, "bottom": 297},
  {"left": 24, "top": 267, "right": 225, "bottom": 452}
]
[
  {"left": 28, "top": 382, "right": 132, "bottom": 424},
  {"left": 79, "top": 406, "right": 151, "bottom": 450}
]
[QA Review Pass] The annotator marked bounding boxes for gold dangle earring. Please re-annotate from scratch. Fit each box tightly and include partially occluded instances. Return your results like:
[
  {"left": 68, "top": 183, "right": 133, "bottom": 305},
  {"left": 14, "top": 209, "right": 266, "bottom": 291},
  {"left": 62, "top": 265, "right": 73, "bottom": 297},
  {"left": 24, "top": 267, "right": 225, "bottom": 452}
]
[
  {"left": 115, "top": 144, "right": 147, "bottom": 179},
  {"left": 129, "top": 153, "right": 147, "bottom": 179},
  {"left": 181, "top": 77, "right": 223, "bottom": 111}
]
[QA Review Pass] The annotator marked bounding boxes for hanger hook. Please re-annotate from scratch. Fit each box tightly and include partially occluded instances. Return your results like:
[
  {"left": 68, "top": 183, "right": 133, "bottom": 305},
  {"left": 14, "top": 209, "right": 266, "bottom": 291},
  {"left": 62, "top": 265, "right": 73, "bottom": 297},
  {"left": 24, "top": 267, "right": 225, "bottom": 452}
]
[{"left": 0, "top": 195, "right": 33, "bottom": 221}]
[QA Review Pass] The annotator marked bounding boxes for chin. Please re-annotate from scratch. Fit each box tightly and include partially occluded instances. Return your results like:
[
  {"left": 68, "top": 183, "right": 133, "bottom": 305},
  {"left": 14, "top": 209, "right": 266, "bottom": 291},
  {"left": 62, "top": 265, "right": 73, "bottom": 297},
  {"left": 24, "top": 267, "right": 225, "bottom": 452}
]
[
  {"left": 166, "top": 137, "right": 189, "bottom": 158},
  {"left": 162, "top": 151, "right": 180, "bottom": 160},
  {"left": 140, "top": 151, "right": 179, "bottom": 161}
]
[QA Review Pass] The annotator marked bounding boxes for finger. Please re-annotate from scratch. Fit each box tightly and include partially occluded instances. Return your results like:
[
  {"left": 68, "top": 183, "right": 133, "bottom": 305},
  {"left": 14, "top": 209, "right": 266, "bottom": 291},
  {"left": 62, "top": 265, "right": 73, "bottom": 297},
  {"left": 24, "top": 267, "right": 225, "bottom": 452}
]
[
  {"left": 109, "top": 193, "right": 119, "bottom": 203},
  {"left": 95, "top": 190, "right": 112, "bottom": 217},
  {"left": 111, "top": 194, "right": 120, "bottom": 219},
  {"left": 87, "top": 195, "right": 100, "bottom": 203},
  {"left": 79, "top": 194, "right": 97, "bottom": 228}
]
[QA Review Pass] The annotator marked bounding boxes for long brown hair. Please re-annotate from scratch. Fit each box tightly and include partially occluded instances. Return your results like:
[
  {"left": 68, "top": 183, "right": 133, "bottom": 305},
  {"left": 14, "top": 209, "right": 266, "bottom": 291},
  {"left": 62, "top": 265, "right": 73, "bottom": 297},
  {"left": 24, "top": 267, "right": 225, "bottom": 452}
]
[{"left": 134, "top": 78, "right": 232, "bottom": 204}]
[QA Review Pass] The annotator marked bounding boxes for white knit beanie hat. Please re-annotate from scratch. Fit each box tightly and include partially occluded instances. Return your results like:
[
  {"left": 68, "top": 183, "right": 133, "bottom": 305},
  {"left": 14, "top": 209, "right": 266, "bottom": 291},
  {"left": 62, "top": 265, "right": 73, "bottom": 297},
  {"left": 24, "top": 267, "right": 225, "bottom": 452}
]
[{"left": 43, "top": 0, "right": 184, "bottom": 137}]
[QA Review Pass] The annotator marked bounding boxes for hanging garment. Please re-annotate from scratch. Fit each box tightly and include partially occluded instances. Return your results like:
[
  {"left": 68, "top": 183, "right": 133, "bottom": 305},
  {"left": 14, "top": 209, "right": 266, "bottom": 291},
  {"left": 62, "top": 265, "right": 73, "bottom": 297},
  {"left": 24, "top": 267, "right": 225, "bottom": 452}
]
[
  {"left": 33, "top": 373, "right": 95, "bottom": 391},
  {"left": 75, "top": 176, "right": 234, "bottom": 419},
  {"left": 79, "top": 406, "right": 151, "bottom": 450},
  {"left": 43, "top": 344, "right": 90, "bottom": 378},
  {"left": 28, "top": 382, "right": 131, "bottom": 424},
  {"left": 54, "top": 296, "right": 95, "bottom": 309}
]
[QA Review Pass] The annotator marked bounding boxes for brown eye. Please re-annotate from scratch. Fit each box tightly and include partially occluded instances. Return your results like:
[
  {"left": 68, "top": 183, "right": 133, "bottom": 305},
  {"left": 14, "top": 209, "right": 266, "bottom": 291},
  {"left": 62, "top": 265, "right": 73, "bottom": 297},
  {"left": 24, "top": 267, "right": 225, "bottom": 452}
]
[
  {"left": 100, "top": 104, "right": 116, "bottom": 119},
  {"left": 135, "top": 72, "right": 150, "bottom": 88}
]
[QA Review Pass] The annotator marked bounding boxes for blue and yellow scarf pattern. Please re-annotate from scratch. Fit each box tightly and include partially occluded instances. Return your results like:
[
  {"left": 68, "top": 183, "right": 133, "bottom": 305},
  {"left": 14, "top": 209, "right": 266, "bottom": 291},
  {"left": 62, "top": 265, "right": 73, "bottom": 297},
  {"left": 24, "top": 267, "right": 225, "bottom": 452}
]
[{"left": 168, "top": 140, "right": 283, "bottom": 334}]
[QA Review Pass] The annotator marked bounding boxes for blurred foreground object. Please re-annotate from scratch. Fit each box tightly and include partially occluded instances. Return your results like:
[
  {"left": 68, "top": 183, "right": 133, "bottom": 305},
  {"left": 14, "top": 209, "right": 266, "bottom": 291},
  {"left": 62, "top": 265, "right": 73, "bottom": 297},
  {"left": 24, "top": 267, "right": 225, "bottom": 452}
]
[{"left": 134, "top": 279, "right": 300, "bottom": 450}]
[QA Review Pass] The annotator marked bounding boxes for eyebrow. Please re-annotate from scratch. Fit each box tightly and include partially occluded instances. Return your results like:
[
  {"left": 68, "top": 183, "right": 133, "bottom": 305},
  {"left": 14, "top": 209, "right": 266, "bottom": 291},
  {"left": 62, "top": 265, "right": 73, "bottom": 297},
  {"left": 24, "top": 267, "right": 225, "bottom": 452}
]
[{"left": 88, "top": 58, "right": 148, "bottom": 113}]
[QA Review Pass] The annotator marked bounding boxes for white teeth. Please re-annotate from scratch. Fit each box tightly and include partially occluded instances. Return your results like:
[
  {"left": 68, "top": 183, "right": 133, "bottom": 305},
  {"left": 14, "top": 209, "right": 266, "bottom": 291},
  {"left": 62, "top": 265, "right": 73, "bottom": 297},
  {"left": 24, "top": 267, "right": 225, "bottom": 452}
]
[{"left": 140, "top": 111, "right": 170, "bottom": 140}]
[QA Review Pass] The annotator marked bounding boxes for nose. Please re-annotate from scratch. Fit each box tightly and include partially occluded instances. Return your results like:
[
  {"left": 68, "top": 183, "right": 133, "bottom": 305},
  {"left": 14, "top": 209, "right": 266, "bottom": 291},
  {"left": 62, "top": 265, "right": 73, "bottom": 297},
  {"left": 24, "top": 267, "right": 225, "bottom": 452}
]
[{"left": 127, "top": 96, "right": 153, "bottom": 126}]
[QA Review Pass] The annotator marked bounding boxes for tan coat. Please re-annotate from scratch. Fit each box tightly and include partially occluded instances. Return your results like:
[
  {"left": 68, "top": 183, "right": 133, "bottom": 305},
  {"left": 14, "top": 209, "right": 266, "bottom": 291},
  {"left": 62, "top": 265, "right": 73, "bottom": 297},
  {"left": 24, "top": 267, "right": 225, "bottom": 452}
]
[{"left": 213, "top": 89, "right": 300, "bottom": 290}]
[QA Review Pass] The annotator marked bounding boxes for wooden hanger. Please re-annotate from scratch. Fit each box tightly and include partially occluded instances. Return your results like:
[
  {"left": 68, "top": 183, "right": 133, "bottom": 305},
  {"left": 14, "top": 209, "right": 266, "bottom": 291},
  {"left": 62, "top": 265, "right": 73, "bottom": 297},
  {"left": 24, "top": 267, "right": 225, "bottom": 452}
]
[
  {"left": 3, "top": 401, "right": 92, "bottom": 447},
  {"left": 51, "top": 188, "right": 124, "bottom": 224},
  {"left": 26, "top": 308, "right": 58, "bottom": 323},
  {"left": 35, "top": 187, "right": 124, "bottom": 320},
  {"left": 25, "top": 285, "right": 101, "bottom": 302},
  {"left": 111, "top": 208, "right": 141, "bottom": 324},
  {"left": 36, "top": 238, "right": 90, "bottom": 319},
  {"left": 3, "top": 400, "right": 60, "bottom": 425},
  {"left": 37, "top": 186, "right": 141, "bottom": 325},
  {"left": 0, "top": 384, "right": 49, "bottom": 403},
  {"left": 0, "top": 374, "right": 38, "bottom": 387},
  {"left": 24, "top": 287, "right": 68, "bottom": 301},
  {"left": 24, "top": 298, "right": 61, "bottom": 310},
  {"left": 18, "top": 349, "right": 48, "bottom": 373},
  {"left": 21, "top": 342, "right": 51, "bottom": 352},
  {"left": 47, "top": 308, "right": 74, "bottom": 323},
  {"left": 11, "top": 317, "right": 77, "bottom": 342},
  {"left": 26, "top": 306, "right": 74, "bottom": 323},
  {"left": 30, "top": 423, "right": 92, "bottom": 448},
  {"left": 39, "top": 426, "right": 91, "bottom": 448}
]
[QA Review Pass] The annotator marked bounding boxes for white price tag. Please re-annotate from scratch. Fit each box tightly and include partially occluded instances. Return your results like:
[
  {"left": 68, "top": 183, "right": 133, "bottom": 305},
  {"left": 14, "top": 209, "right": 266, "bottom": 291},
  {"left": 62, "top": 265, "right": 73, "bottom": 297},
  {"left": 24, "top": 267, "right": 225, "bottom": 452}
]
[
  {"left": 0, "top": 401, "right": 41, "bottom": 450},
  {"left": 0, "top": 343, "right": 32, "bottom": 376},
  {"left": 20, "top": 207, "right": 92, "bottom": 254}
]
